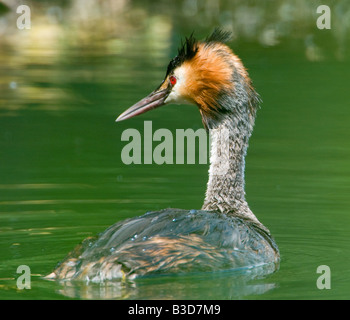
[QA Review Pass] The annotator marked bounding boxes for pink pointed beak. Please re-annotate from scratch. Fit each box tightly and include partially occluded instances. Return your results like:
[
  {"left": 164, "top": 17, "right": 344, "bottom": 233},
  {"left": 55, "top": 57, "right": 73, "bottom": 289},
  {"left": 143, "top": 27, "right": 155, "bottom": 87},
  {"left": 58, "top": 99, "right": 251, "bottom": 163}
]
[{"left": 116, "top": 86, "right": 171, "bottom": 122}]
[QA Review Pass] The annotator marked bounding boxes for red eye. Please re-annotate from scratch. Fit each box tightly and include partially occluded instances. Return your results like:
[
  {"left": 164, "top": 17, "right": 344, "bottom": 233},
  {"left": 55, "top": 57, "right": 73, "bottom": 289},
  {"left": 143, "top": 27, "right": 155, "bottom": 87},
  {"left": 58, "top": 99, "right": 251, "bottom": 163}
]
[{"left": 169, "top": 76, "right": 177, "bottom": 86}]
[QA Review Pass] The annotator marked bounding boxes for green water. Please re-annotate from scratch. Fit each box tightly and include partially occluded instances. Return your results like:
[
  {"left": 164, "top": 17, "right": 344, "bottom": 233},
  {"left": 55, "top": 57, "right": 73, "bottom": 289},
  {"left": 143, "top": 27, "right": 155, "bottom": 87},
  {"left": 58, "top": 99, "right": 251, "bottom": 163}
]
[{"left": 1, "top": 0, "right": 350, "bottom": 299}]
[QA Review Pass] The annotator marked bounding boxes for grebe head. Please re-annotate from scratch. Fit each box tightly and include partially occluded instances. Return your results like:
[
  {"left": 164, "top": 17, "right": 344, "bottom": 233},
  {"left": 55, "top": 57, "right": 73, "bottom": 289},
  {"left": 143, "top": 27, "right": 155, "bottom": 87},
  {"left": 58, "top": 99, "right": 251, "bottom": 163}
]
[{"left": 116, "top": 29, "right": 259, "bottom": 129}]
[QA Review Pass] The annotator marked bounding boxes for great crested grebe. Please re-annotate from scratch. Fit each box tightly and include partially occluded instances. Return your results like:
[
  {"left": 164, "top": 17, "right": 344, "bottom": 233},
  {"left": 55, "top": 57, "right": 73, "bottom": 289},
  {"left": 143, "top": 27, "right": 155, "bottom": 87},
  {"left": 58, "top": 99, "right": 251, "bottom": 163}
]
[{"left": 47, "top": 29, "right": 279, "bottom": 282}]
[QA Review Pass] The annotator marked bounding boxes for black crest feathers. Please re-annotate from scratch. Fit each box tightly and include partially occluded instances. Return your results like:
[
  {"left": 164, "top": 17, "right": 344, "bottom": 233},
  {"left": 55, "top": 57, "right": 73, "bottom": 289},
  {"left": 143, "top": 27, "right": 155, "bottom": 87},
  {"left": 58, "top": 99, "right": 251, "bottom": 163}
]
[
  {"left": 205, "top": 28, "right": 232, "bottom": 44},
  {"left": 165, "top": 29, "right": 232, "bottom": 77},
  {"left": 166, "top": 32, "right": 198, "bottom": 76}
]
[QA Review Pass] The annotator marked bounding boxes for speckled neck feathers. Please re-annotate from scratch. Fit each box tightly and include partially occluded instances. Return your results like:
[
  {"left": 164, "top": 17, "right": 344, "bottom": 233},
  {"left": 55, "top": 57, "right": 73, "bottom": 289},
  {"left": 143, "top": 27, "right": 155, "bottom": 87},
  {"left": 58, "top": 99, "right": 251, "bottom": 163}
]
[{"left": 201, "top": 67, "right": 260, "bottom": 224}]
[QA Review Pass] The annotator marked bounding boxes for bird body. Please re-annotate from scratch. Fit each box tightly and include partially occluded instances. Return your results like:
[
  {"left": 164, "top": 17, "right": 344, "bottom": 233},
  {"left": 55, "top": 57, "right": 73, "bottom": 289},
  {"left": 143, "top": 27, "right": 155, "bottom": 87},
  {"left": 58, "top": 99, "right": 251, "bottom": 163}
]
[
  {"left": 50, "top": 209, "right": 278, "bottom": 282},
  {"left": 47, "top": 29, "right": 280, "bottom": 282}
]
